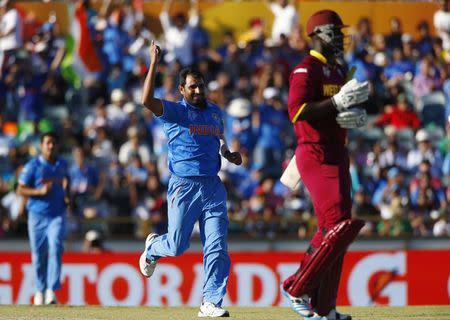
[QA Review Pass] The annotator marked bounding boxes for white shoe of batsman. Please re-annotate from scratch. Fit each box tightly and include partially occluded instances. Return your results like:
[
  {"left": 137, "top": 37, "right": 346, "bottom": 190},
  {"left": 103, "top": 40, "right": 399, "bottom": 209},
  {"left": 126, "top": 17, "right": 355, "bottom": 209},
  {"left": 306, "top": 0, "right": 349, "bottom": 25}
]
[
  {"left": 138, "top": 233, "right": 158, "bottom": 277},
  {"left": 198, "top": 302, "right": 230, "bottom": 318}
]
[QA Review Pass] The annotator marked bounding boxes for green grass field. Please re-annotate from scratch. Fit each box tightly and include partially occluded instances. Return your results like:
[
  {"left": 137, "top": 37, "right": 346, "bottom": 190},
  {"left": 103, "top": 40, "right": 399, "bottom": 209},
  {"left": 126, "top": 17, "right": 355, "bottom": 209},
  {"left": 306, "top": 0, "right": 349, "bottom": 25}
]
[{"left": 0, "top": 306, "right": 449, "bottom": 320}]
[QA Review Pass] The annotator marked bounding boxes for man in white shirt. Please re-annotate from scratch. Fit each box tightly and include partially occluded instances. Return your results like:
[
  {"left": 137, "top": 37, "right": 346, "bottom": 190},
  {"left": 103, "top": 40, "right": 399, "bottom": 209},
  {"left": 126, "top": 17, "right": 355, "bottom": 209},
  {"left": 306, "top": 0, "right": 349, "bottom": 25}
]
[
  {"left": 159, "top": 0, "right": 199, "bottom": 66},
  {"left": 434, "top": 0, "right": 450, "bottom": 51},
  {"left": 265, "top": 0, "right": 298, "bottom": 43},
  {"left": 0, "top": 0, "right": 22, "bottom": 74},
  {"left": 118, "top": 126, "right": 152, "bottom": 167}
]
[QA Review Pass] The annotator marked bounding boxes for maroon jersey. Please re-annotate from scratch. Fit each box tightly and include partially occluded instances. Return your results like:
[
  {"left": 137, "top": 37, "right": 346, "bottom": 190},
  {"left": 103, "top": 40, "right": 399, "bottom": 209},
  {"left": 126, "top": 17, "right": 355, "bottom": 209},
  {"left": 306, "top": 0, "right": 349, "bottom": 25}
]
[{"left": 288, "top": 50, "right": 347, "bottom": 146}]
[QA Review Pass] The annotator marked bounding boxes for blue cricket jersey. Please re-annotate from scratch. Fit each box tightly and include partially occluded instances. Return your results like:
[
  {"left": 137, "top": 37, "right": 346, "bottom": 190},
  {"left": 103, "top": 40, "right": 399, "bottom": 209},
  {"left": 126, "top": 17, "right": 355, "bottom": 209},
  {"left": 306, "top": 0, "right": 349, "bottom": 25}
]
[
  {"left": 158, "top": 99, "right": 224, "bottom": 177},
  {"left": 19, "top": 155, "right": 68, "bottom": 216}
]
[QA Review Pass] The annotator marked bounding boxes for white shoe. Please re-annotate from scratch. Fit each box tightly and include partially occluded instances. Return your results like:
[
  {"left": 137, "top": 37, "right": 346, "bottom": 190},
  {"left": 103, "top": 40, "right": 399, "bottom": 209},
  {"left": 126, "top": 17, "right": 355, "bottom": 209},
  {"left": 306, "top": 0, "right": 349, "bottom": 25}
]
[
  {"left": 281, "top": 285, "right": 313, "bottom": 317},
  {"left": 33, "top": 292, "right": 44, "bottom": 306},
  {"left": 198, "top": 302, "right": 230, "bottom": 318},
  {"left": 139, "top": 233, "right": 158, "bottom": 277},
  {"left": 44, "top": 289, "right": 57, "bottom": 305}
]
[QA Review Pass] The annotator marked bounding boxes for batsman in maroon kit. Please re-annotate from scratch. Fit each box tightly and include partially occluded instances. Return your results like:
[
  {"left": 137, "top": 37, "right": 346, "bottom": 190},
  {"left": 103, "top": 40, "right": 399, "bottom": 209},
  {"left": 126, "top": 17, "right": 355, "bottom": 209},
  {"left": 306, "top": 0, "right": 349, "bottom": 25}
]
[{"left": 280, "top": 10, "right": 369, "bottom": 320}]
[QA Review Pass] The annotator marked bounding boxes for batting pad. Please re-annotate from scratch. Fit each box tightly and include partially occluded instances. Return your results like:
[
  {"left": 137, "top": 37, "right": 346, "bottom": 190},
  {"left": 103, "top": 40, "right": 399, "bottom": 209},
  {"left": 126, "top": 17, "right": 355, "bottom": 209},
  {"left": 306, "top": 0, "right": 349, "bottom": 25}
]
[{"left": 286, "top": 219, "right": 365, "bottom": 297}]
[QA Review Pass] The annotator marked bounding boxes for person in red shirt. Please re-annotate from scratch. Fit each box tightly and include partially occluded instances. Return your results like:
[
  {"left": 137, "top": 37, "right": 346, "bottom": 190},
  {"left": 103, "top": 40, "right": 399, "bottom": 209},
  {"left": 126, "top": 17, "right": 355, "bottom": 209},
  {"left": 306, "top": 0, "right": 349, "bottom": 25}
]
[
  {"left": 280, "top": 10, "right": 370, "bottom": 320},
  {"left": 375, "top": 94, "right": 421, "bottom": 130}
]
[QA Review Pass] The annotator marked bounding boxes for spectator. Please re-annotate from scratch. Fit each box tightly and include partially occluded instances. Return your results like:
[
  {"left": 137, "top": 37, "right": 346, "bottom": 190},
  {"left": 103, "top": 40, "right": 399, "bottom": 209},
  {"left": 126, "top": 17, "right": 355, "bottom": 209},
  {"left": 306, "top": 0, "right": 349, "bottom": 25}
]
[
  {"left": 375, "top": 94, "right": 421, "bottom": 130},
  {"left": 118, "top": 126, "right": 152, "bottom": 167},
  {"left": 410, "top": 172, "right": 446, "bottom": 214},
  {"left": 352, "top": 189, "right": 380, "bottom": 236},
  {"left": 415, "top": 20, "right": 434, "bottom": 57},
  {"left": 377, "top": 195, "right": 412, "bottom": 237},
  {"left": 383, "top": 47, "right": 415, "bottom": 83},
  {"left": 385, "top": 17, "right": 403, "bottom": 51},
  {"left": 372, "top": 167, "right": 409, "bottom": 220},
  {"left": 352, "top": 17, "right": 372, "bottom": 54},
  {"left": 133, "top": 173, "right": 168, "bottom": 239},
  {"left": 432, "top": 209, "right": 449, "bottom": 236},
  {"left": 253, "top": 87, "right": 289, "bottom": 176},
  {"left": 0, "top": 0, "right": 22, "bottom": 73},
  {"left": 407, "top": 129, "right": 443, "bottom": 176},
  {"left": 69, "top": 146, "right": 105, "bottom": 219},
  {"left": 265, "top": 0, "right": 299, "bottom": 44},
  {"left": 106, "top": 88, "right": 128, "bottom": 138},
  {"left": 225, "top": 98, "right": 256, "bottom": 154},
  {"left": 83, "top": 229, "right": 106, "bottom": 253},
  {"left": 413, "top": 57, "right": 442, "bottom": 100},
  {"left": 433, "top": 0, "right": 450, "bottom": 52},
  {"left": 378, "top": 139, "right": 408, "bottom": 172},
  {"left": 159, "top": 0, "right": 199, "bottom": 66}
]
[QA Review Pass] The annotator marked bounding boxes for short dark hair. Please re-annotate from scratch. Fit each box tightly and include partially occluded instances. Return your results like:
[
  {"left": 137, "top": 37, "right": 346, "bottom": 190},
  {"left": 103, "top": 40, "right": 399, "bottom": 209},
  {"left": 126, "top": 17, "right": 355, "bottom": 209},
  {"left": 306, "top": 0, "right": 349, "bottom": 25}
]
[
  {"left": 179, "top": 67, "right": 204, "bottom": 87},
  {"left": 40, "top": 131, "right": 58, "bottom": 143}
]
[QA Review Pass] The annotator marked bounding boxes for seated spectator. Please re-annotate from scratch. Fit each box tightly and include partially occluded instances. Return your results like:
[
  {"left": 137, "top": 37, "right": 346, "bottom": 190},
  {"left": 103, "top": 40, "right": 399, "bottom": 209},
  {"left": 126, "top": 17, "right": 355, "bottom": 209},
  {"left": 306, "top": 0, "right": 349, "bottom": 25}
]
[
  {"left": 373, "top": 167, "right": 409, "bottom": 220},
  {"left": 415, "top": 20, "right": 434, "bottom": 57},
  {"left": 118, "top": 126, "right": 152, "bottom": 167},
  {"left": 375, "top": 94, "right": 421, "bottom": 130},
  {"left": 410, "top": 172, "right": 446, "bottom": 214},
  {"left": 432, "top": 210, "right": 449, "bottom": 237},
  {"left": 409, "top": 159, "right": 443, "bottom": 193},
  {"left": 253, "top": 87, "right": 288, "bottom": 176},
  {"left": 376, "top": 195, "right": 413, "bottom": 237},
  {"left": 106, "top": 89, "right": 128, "bottom": 138},
  {"left": 91, "top": 126, "right": 115, "bottom": 163},
  {"left": 225, "top": 98, "right": 256, "bottom": 154},
  {"left": 378, "top": 139, "right": 408, "bottom": 172},
  {"left": 223, "top": 147, "right": 259, "bottom": 200},
  {"left": 413, "top": 57, "right": 442, "bottom": 100},
  {"left": 83, "top": 230, "right": 107, "bottom": 253},
  {"left": 407, "top": 129, "right": 444, "bottom": 176},
  {"left": 69, "top": 147, "right": 105, "bottom": 218},
  {"left": 352, "top": 189, "right": 380, "bottom": 236},
  {"left": 83, "top": 98, "right": 108, "bottom": 140},
  {"left": 133, "top": 174, "right": 168, "bottom": 239},
  {"left": 385, "top": 17, "right": 403, "bottom": 52},
  {"left": 383, "top": 47, "right": 415, "bottom": 84}
]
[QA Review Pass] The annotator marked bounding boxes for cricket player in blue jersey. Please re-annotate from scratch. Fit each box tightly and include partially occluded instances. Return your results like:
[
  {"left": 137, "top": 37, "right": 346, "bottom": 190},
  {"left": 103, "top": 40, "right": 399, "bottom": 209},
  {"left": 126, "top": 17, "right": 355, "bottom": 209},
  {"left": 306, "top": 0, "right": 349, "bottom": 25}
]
[
  {"left": 17, "top": 132, "right": 69, "bottom": 306},
  {"left": 139, "top": 41, "right": 242, "bottom": 318}
]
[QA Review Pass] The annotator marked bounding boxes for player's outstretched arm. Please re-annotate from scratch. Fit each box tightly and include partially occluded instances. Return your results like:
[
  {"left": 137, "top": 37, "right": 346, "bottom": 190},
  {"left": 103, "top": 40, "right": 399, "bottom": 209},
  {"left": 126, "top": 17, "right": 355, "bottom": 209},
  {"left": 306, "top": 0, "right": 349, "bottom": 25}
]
[{"left": 141, "top": 41, "right": 164, "bottom": 116}]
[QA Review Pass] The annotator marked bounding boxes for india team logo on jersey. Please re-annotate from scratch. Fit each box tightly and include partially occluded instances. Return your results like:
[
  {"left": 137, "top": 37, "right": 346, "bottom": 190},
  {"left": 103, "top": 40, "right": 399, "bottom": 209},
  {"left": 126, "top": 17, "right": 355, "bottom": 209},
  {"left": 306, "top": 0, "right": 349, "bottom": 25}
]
[
  {"left": 188, "top": 109, "right": 198, "bottom": 121},
  {"left": 211, "top": 113, "right": 221, "bottom": 124}
]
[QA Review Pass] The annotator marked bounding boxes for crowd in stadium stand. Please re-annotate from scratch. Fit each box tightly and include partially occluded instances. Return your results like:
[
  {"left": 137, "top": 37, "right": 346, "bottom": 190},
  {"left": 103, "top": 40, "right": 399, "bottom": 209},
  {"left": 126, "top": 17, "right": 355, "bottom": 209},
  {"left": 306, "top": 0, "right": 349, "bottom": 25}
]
[{"left": 0, "top": 0, "right": 449, "bottom": 240}]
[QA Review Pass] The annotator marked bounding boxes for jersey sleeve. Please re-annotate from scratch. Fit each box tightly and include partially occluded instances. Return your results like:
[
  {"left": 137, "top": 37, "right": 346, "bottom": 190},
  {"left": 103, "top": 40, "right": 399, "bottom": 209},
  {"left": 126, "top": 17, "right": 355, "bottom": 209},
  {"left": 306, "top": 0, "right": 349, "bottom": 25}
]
[
  {"left": 18, "top": 160, "right": 36, "bottom": 187},
  {"left": 157, "top": 100, "right": 186, "bottom": 124},
  {"left": 288, "top": 64, "right": 315, "bottom": 123}
]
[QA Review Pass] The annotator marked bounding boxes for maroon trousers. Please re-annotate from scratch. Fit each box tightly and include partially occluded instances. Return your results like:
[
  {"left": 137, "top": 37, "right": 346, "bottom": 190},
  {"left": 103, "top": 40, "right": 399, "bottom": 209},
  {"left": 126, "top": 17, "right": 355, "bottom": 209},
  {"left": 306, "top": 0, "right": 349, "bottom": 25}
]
[{"left": 283, "top": 143, "right": 352, "bottom": 315}]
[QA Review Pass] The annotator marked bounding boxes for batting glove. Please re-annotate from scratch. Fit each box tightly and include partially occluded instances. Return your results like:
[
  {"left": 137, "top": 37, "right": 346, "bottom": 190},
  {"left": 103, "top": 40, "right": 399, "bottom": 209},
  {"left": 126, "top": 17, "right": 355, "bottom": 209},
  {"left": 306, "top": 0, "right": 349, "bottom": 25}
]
[
  {"left": 336, "top": 108, "right": 368, "bottom": 129},
  {"left": 332, "top": 79, "right": 369, "bottom": 112}
]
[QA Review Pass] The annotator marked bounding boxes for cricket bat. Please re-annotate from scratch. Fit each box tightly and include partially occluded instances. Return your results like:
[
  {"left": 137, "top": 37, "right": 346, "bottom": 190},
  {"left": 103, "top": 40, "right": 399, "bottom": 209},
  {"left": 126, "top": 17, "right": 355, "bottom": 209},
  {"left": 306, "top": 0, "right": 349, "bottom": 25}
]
[{"left": 280, "top": 155, "right": 301, "bottom": 190}]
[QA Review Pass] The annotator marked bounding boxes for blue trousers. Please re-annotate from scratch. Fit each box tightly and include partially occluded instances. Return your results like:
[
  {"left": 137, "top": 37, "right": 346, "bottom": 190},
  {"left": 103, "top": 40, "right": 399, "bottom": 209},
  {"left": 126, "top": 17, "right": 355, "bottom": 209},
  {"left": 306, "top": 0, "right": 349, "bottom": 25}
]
[
  {"left": 28, "top": 213, "right": 66, "bottom": 293},
  {"left": 147, "top": 175, "right": 230, "bottom": 306}
]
